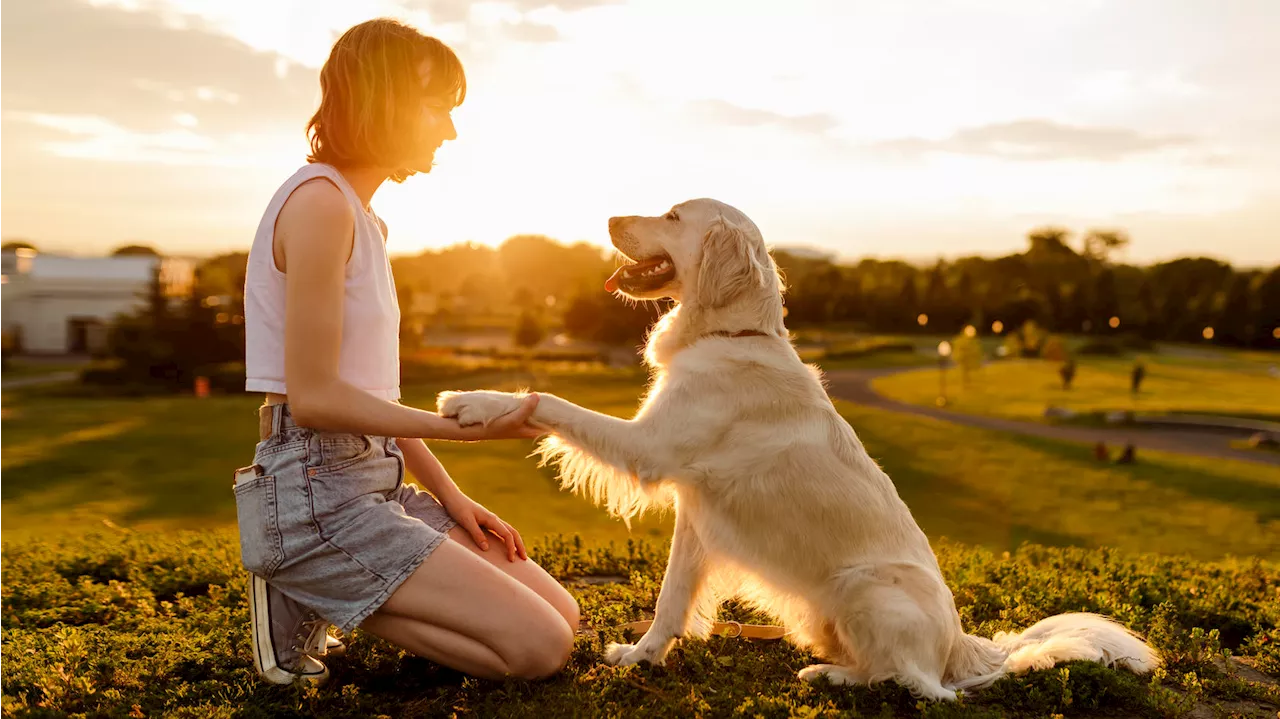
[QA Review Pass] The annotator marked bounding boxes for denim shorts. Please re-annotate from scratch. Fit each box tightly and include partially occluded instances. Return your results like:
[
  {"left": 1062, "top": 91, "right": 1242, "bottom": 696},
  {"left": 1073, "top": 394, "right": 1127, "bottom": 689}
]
[{"left": 233, "top": 403, "right": 457, "bottom": 632}]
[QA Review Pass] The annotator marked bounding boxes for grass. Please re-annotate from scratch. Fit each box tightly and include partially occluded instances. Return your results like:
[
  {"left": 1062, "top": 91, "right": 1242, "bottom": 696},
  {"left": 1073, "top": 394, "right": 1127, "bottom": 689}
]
[
  {"left": 2, "top": 531, "right": 1277, "bottom": 718},
  {"left": 4, "top": 362, "right": 1280, "bottom": 715},
  {"left": 872, "top": 354, "right": 1280, "bottom": 424},
  {"left": 4, "top": 369, "right": 1278, "bottom": 561},
  {"left": 1, "top": 357, "right": 90, "bottom": 380}
]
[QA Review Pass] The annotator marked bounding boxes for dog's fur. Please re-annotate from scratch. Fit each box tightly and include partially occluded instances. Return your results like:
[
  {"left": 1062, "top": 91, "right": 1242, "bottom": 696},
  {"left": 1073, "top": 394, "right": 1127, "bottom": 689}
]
[{"left": 437, "top": 199, "right": 1159, "bottom": 700}]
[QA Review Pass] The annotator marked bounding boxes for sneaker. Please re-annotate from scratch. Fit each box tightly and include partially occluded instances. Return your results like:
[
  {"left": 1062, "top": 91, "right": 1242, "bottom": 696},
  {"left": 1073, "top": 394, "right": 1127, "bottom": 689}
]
[{"left": 247, "top": 572, "right": 330, "bottom": 685}]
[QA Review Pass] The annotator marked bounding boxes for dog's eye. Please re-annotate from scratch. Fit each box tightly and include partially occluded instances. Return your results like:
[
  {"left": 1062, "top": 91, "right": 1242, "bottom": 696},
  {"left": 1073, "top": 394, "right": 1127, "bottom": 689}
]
[{"left": 665, "top": 210, "right": 679, "bottom": 221}]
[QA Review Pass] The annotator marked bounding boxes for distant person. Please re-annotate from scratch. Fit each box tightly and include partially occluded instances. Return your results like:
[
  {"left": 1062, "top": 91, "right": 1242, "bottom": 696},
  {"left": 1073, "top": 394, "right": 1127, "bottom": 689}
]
[
  {"left": 1116, "top": 443, "right": 1136, "bottom": 464},
  {"left": 1130, "top": 360, "right": 1146, "bottom": 395},
  {"left": 1060, "top": 357, "right": 1077, "bottom": 390},
  {"left": 236, "top": 19, "right": 576, "bottom": 686}
]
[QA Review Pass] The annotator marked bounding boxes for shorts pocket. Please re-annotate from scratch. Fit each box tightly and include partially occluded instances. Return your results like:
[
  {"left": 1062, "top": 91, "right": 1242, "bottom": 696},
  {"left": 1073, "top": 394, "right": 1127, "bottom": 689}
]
[
  {"left": 314, "top": 433, "right": 377, "bottom": 473},
  {"left": 234, "top": 473, "right": 284, "bottom": 577}
]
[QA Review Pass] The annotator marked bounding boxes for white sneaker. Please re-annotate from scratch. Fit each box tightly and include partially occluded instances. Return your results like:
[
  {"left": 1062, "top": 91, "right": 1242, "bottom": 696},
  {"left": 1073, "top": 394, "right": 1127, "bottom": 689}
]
[{"left": 247, "top": 573, "right": 332, "bottom": 685}]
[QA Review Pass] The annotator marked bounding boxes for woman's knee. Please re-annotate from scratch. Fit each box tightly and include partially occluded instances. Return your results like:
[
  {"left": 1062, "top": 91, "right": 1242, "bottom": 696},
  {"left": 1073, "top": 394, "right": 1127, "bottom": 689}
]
[
  {"left": 505, "top": 614, "right": 575, "bottom": 680},
  {"left": 553, "top": 587, "right": 581, "bottom": 631}
]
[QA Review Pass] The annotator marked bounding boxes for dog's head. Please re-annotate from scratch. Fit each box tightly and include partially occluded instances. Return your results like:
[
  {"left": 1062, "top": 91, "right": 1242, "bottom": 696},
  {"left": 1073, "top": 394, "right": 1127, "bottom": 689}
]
[{"left": 606, "top": 198, "right": 779, "bottom": 308}]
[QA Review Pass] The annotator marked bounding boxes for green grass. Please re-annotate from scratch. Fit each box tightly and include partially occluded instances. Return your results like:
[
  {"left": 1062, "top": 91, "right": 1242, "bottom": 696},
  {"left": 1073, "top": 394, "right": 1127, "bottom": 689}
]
[
  {"left": 0, "top": 370, "right": 672, "bottom": 546},
  {"left": 1, "top": 358, "right": 89, "bottom": 380},
  {"left": 2, "top": 532, "right": 1276, "bottom": 718},
  {"left": 873, "top": 355, "right": 1280, "bottom": 424},
  {"left": 4, "top": 369, "right": 1278, "bottom": 561},
  {"left": 5, "top": 368, "right": 1280, "bottom": 716}
]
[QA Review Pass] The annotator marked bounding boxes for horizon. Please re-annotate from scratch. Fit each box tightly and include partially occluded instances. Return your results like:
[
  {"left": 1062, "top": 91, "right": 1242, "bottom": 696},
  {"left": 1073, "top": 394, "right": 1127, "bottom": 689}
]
[{"left": 3, "top": 0, "right": 1279, "bottom": 267}]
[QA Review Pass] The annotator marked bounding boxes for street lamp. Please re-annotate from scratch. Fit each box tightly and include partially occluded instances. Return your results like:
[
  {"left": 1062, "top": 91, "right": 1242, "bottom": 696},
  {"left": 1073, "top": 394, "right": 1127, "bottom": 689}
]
[{"left": 937, "top": 340, "right": 953, "bottom": 407}]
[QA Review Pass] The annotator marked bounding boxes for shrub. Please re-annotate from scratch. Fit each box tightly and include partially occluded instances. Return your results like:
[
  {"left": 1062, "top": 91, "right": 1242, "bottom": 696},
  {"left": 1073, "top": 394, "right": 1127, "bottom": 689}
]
[{"left": 1077, "top": 340, "right": 1124, "bottom": 356}]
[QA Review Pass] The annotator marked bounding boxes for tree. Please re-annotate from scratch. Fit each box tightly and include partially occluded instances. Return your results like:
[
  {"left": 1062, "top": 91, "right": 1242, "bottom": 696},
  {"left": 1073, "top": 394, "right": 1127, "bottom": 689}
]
[
  {"left": 1026, "top": 227, "right": 1074, "bottom": 257},
  {"left": 112, "top": 244, "right": 160, "bottom": 257},
  {"left": 1255, "top": 267, "right": 1280, "bottom": 348},
  {"left": 1082, "top": 229, "right": 1130, "bottom": 263},
  {"left": 1091, "top": 269, "right": 1119, "bottom": 332},
  {"left": 513, "top": 309, "right": 545, "bottom": 350},
  {"left": 1215, "top": 273, "right": 1254, "bottom": 346},
  {"left": 2, "top": 239, "right": 36, "bottom": 252}
]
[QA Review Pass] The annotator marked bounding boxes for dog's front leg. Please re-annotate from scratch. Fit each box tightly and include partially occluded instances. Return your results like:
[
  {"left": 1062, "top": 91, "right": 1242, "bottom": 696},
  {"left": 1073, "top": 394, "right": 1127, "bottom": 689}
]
[
  {"left": 438, "top": 390, "right": 669, "bottom": 480},
  {"left": 605, "top": 509, "right": 713, "bottom": 667}
]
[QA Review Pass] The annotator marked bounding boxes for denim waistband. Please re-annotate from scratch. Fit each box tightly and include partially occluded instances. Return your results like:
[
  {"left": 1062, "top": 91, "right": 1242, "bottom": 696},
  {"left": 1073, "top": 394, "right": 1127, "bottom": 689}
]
[{"left": 258, "top": 402, "right": 302, "bottom": 442}]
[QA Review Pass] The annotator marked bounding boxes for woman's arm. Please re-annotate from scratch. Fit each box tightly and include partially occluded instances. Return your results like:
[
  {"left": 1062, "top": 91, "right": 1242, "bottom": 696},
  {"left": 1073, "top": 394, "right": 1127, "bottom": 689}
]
[
  {"left": 399, "top": 435, "right": 528, "bottom": 560},
  {"left": 397, "top": 436, "right": 461, "bottom": 498},
  {"left": 278, "top": 180, "right": 538, "bottom": 440}
]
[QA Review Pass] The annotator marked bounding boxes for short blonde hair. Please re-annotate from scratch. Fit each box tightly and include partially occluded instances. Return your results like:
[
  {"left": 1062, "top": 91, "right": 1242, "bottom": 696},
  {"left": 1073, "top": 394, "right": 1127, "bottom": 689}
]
[{"left": 306, "top": 18, "right": 466, "bottom": 181}]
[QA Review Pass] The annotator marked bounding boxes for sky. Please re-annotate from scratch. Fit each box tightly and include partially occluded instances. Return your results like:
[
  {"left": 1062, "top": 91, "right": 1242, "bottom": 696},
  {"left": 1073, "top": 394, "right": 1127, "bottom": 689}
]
[{"left": 2, "top": 0, "right": 1278, "bottom": 267}]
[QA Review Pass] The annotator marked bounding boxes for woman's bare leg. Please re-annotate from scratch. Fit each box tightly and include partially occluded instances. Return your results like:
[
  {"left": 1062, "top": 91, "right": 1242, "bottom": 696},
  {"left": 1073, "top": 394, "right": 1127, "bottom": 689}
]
[
  {"left": 359, "top": 539, "right": 573, "bottom": 680},
  {"left": 443, "top": 525, "right": 580, "bottom": 630}
]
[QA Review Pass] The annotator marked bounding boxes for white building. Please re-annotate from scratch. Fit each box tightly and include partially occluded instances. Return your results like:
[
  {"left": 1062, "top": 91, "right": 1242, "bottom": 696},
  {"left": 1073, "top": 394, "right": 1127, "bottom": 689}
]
[{"left": 1, "top": 249, "right": 195, "bottom": 355}]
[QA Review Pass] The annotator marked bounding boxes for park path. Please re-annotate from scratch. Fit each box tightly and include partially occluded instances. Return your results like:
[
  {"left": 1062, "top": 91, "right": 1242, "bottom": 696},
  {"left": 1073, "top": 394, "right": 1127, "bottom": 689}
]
[
  {"left": 823, "top": 368, "right": 1280, "bottom": 467},
  {"left": 1, "top": 371, "right": 79, "bottom": 390}
]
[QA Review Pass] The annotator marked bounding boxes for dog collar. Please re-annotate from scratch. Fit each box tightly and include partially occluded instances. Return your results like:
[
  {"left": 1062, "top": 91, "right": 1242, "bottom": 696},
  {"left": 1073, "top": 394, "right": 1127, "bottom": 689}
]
[{"left": 704, "top": 329, "right": 772, "bottom": 339}]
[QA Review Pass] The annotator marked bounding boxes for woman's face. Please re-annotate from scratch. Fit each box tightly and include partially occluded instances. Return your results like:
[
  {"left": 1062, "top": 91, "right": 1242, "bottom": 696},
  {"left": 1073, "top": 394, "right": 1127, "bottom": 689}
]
[{"left": 405, "top": 58, "right": 458, "bottom": 174}]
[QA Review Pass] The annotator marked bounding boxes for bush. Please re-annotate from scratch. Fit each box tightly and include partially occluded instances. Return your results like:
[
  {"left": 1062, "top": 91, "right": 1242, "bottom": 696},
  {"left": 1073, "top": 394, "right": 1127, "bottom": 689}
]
[
  {"left": 1077, "top": 340, "right": 1124, "bottom": 356},
  {"left": 1118, "top": 334, "right": 1157, "bottom": 352},
  {"left": 823, "top": 339, "right": 915, "bottom": 360}
]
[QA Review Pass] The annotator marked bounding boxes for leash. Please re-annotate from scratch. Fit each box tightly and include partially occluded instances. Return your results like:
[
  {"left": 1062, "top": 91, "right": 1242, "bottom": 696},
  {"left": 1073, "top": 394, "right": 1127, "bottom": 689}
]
[{"left": 614, "top": 619, "right": 789, "bottom": 640}]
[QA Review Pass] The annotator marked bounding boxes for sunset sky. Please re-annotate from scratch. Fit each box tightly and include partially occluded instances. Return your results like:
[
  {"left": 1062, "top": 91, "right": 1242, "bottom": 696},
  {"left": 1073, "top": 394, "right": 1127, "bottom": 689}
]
[{"left": 3, "top": 0, "right": 1278, "bottom": 266}]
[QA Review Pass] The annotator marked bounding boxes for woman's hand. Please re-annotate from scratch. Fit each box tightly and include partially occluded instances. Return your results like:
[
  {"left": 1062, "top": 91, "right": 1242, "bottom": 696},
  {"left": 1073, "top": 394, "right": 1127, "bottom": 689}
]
[
  {"left": 439, "top": 489, "right": 528, "bottom": 562},
  {"left": 444, "top": 393, "right": 543, "bottom": 441}
]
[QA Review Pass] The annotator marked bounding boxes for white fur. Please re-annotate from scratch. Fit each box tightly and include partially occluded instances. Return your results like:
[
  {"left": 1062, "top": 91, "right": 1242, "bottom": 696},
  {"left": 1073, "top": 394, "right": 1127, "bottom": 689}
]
[{"left": 437, "top": 199, "right": 1160, "bottom": 700}]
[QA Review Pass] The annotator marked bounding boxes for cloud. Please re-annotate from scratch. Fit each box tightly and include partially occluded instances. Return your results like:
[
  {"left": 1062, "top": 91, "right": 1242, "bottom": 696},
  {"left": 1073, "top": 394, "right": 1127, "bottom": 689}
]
[
  {"left": 0, "top": 0, "right": 316, "bottom": 140},
  {"left": 870, "top": 119, "right": 1196, "bottom": 162},
  {"left": 686, "top": 99, "right": 841, "bottom": 136},
  {"left": 408, "top": 0, "right": 622, "bottom": 22},
  {"left": 500, "top": 18, "right": 562, "bottom": 43}
]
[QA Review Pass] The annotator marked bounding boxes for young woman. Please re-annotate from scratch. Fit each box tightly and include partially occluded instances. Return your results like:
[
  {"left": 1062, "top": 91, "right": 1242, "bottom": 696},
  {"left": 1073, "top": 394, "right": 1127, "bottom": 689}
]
[{"left": 235, "top": 18, "right": 579, "bottom": 686}]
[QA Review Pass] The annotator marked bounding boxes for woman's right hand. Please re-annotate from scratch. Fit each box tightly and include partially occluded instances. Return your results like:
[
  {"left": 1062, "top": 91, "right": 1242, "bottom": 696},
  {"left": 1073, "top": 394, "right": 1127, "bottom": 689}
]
[{"left": 446, "top": 393, "right": 543, "bottom": 441}]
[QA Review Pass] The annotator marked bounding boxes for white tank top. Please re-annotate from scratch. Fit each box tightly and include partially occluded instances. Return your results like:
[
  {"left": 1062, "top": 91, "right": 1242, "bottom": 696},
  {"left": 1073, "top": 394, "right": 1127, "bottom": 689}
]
[{"left": 244, "top": 163, "right": 401, "bottom": 401}]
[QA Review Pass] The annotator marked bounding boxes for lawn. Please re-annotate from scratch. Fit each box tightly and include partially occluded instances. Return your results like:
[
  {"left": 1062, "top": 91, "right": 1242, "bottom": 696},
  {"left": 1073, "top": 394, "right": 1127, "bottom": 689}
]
[
  {"left": 2, "top": 531, "right": 1277, "bottom": 718},
  {"left": 872, "top": 353, "right": 1280, "bottom": 424},
  {"left": 4, "top": 367, "right": 1278, "bottom": 560},
  {"left": 4, "top": 368, "right": 1280, "bottom": 717}
]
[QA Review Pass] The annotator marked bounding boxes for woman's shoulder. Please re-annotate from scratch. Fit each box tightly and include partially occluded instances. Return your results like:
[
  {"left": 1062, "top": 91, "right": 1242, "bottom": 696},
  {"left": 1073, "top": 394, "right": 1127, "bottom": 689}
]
[{"left": 279, "top": 175, "right": 354, "bottom": 226}]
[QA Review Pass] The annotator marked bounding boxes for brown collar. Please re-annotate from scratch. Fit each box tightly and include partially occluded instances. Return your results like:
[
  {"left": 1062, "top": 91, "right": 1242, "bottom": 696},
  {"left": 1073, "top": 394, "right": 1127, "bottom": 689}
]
[{"left": 704, "top": 329, "right": 772, "bottom": 339}]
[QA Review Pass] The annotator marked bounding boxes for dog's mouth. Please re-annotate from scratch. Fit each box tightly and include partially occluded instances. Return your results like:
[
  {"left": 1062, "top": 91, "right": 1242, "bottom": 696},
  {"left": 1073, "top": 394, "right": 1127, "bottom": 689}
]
[{"left": 605, "top": 254, "right": 676, "bottom": 294}]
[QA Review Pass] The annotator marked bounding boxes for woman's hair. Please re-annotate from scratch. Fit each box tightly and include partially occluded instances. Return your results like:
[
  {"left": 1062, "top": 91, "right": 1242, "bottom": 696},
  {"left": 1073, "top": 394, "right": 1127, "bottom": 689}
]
[{"left": 306, "top": 18, "right": 465, "bottom": 181}]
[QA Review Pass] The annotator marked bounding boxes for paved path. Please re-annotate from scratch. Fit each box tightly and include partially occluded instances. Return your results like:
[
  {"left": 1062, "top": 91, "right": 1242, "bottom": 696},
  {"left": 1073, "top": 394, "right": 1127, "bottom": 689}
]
[
  {"left": 1, "top": 371, "right": 79, "bottom": 390},
  {"left": 824, "top": 368, "right": 1280, "bottom": 467}
]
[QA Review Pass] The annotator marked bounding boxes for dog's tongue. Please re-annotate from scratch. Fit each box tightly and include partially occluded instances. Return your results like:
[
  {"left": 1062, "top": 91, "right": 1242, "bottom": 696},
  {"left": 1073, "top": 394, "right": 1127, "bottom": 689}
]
[{"left": 604, "top": 266, "right": 626, "bottom": 293}]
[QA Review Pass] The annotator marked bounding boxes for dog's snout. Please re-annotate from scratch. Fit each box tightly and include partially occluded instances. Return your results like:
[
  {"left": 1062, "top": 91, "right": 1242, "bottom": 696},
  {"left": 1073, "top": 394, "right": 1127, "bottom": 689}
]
[{"left": 608, "top": 216, "right": 625, "bottom": 235}]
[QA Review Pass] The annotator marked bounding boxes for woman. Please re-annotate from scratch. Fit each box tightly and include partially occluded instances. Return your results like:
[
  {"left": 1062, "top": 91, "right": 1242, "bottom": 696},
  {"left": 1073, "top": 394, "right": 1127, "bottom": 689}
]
[{"left": 236, "top": 18, "right": 578, "bottom": 686}]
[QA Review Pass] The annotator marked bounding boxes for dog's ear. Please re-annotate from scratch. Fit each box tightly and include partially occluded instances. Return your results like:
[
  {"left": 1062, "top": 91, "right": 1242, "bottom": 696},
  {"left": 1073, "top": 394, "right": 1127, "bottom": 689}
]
[{"left": 696, "top": 215, "right": 767, "bottom": 308}]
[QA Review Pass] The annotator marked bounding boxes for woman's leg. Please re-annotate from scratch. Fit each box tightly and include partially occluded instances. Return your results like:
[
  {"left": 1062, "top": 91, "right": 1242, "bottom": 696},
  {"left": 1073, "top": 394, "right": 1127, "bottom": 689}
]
[
  {"left": 443, "top": 525, "right": 581, "bottom": 631},
  {"left": 359, "top": 538, "right": 574, "bottom": 680}
]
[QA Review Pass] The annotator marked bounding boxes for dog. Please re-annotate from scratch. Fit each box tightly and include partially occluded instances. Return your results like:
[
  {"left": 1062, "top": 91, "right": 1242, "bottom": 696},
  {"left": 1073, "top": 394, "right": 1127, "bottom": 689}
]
[{"left": 437, "top": 198, "right": 1158, "bottom": 700}]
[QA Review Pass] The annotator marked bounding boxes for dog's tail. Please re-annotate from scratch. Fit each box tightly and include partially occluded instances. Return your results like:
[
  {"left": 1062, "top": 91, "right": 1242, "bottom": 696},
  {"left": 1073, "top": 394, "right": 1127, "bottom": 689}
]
[{"left": 946, "top": 613, "right": 1159, "bottom": 691}]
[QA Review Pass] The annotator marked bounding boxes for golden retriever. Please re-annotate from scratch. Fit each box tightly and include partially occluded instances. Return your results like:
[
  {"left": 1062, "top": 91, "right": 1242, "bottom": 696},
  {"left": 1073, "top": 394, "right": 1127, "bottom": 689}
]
[{"left": 436, "top": 198, "right": 1158, "bottom": 700}]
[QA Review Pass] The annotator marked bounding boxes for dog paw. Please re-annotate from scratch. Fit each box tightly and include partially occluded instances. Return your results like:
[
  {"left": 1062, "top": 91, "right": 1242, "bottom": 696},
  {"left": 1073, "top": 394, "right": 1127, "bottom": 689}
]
[
  {"left": 436, "top": 391, "right": 522, "bottom": 427},
  {"left": 798, "top": 664, "right": 859, "bottom": 686},
  {"left": 604, "top": 642, "right": 665, "bottom": 667}
]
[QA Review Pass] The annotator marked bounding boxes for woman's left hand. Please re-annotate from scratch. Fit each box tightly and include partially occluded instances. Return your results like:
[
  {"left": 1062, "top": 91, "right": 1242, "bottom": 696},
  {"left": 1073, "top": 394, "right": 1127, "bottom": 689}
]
[{"left": 439, "top": 489, "right": 527, "bottom": 562}]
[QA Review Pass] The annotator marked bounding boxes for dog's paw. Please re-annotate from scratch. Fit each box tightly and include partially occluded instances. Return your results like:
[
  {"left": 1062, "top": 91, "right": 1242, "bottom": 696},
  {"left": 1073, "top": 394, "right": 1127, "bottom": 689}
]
[
  {"left": 798, "top": 664, "right": 860, "bottom": 686},
  {"left": 604, "top": 642, "right": 665, "bottom": 667},
  {"left": 436, "top": 391, "right": 522, "bottom": 427}
]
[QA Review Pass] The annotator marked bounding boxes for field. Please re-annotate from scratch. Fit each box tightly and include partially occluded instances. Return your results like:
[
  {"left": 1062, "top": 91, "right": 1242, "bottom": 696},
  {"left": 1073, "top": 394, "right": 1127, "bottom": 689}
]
[
  {"left": 872, "top": 351, "right": 1280, "bottom": 424},
  {"left": 3, "top": 357, "right": 1279, "bottom": 717}
]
